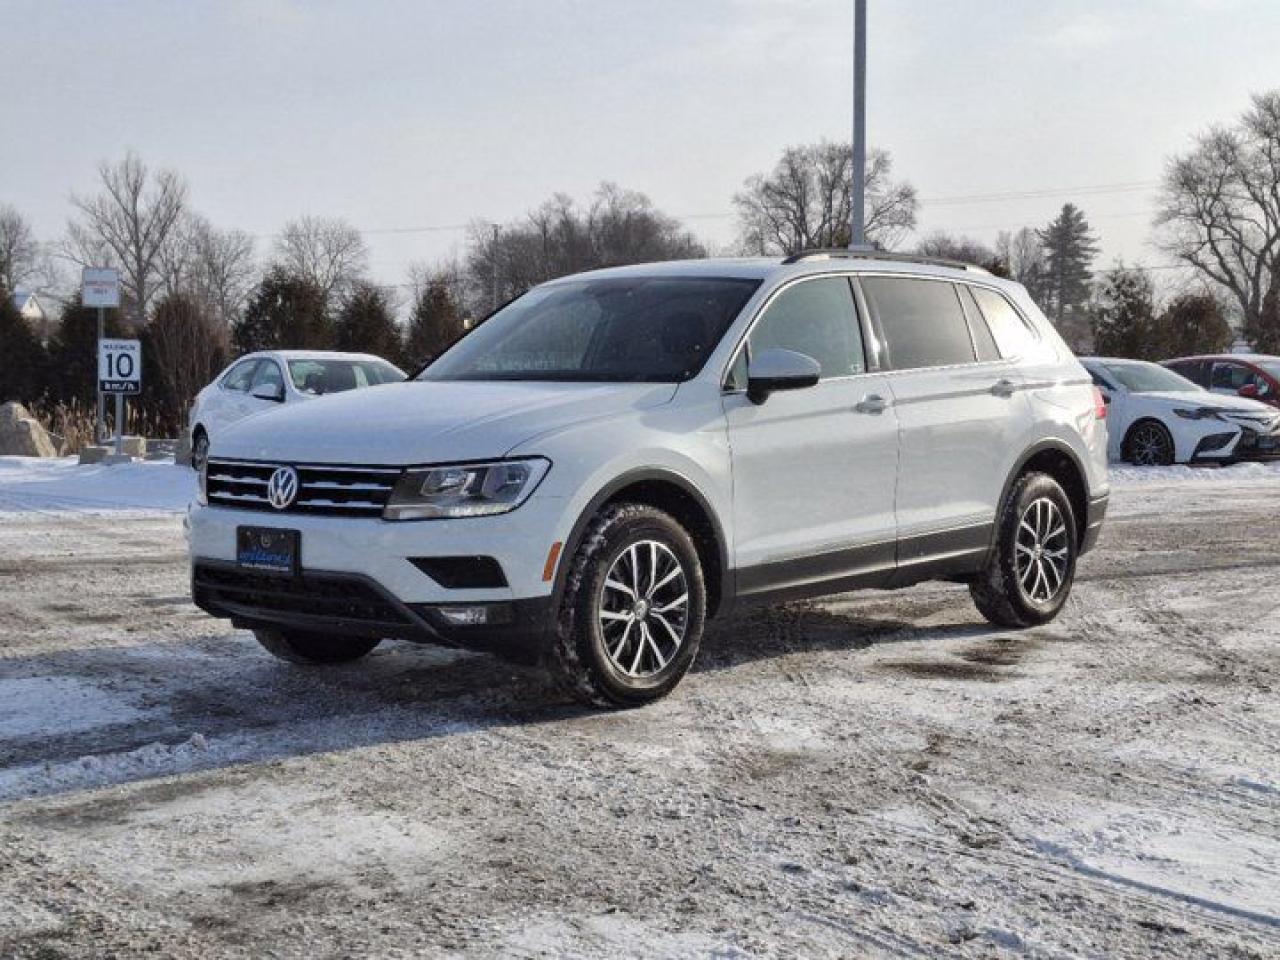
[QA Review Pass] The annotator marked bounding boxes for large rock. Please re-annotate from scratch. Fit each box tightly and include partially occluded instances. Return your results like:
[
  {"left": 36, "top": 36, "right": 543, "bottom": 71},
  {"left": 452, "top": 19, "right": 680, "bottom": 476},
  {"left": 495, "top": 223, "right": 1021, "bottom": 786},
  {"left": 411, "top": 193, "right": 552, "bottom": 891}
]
[{"left": 0, "top": 402, "right": 58, "bottom": 458}]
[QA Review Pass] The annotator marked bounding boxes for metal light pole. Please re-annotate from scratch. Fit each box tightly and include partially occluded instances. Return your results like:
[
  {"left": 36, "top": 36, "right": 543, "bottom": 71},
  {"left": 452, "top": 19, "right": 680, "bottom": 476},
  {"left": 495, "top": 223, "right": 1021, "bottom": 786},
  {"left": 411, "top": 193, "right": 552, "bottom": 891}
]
[
  {"left": 849, "top": 0, "right": 870, "bottom": 251},
  {"left": 96, "top": 306, "right": 106, "bottom": 442}
]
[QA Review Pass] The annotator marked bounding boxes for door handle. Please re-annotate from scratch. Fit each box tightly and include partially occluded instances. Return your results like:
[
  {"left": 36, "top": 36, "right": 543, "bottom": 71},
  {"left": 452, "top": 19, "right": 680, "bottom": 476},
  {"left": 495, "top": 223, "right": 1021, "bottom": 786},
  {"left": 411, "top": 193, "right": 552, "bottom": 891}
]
[
  {"left": 990, "top": 378, "right": 1018, "bottom": 398},
  {"left": 855, "top": 394, "right": 888, "bottom": 414}
]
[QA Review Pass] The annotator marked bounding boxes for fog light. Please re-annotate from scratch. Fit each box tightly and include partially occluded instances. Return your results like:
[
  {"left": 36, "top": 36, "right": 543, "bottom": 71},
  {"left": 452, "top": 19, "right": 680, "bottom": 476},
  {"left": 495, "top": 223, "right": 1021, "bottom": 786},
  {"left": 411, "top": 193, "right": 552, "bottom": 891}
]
[{"left": 437, "top": 604, "right": 513, "bottom": 627}]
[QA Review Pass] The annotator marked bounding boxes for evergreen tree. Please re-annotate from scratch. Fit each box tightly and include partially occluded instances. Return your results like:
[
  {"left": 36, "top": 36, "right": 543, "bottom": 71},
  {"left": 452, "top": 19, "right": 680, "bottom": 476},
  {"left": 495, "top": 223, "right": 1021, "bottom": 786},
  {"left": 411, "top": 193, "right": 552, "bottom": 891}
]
[
  {"left": 405, "top": 279, "right": 465, "bottom": 368},
  {"left": 1092, "top": 265, "right": 1157, "bottom": 359},
  {"left": 1150, "top": 293, "right": 1234, "bottom": 357},
  {"left": 0, "top": 285, "right": 49, "bottom": 404},
  {"left": 234, "top": 268, "right": 331, "bottom": 354},
  {"left": 334, "top": 282, "right": 403, "bottom": 364},
  {"left": 1038, "top": 204, "right": 1100, "bottom": 326},
  {"left": 46, "top": 295, "right": 126, "bottom": 406}
]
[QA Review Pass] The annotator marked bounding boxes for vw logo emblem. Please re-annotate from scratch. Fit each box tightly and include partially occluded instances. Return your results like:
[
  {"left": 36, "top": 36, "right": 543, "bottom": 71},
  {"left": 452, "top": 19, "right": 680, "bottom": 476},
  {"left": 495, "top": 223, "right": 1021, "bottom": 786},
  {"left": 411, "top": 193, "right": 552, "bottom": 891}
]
[{"left": 266, "top": 466, "right": 299, "bottom": 511}]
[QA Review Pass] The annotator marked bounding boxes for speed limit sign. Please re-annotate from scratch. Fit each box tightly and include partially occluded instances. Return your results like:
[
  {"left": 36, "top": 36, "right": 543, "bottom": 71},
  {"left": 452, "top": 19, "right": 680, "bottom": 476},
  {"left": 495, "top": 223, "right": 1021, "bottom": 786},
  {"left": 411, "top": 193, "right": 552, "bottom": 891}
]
[{"left": 98, "top": 339, "right": 142, "bottom": 395}]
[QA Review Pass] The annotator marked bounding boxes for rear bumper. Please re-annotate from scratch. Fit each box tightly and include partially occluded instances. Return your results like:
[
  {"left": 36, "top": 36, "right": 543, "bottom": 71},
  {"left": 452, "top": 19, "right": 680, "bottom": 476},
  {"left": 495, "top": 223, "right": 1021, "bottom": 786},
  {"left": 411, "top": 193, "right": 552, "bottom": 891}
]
[
  {"left": 1080, "top": 493, "right": 1108, "bottom": 555},
  {"left": 192, "top": 560, "right": 554, "bottom": 663}
]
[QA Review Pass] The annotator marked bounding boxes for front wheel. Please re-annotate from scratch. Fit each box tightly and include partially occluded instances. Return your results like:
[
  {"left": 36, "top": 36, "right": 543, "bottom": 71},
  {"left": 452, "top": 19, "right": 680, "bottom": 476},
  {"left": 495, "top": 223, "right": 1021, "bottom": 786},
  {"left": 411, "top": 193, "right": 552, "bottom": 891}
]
[
  {"left": 191, "top": 429, "right": 210, "bottom": 473},
  {"left": 970, "top": 472, "right": 1078, "bottom": 628},
  {"left": 550, "top": 503, "right": 706, "bottom": 708},
  {"left": 1122, "top": 419, "right": 1175, "bottom": 466},
  {"left": 254, "top": 628, "right": 380, "bottom": 664}
]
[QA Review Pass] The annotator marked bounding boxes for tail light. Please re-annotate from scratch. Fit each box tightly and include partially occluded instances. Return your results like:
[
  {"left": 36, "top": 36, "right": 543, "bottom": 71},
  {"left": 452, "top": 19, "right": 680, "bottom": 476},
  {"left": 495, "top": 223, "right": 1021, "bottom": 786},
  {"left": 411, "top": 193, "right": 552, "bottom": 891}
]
[{"left": 1093, "top": 386, "right": 1108, "bottom": 420}]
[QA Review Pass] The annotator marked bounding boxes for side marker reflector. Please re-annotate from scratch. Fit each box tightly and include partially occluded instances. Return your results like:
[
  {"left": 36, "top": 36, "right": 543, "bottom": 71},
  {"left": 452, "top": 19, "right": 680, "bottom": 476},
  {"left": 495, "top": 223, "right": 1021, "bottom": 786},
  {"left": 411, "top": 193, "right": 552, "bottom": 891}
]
[{"left": 542, "top": 541, "right": 563, "bottom": 582}]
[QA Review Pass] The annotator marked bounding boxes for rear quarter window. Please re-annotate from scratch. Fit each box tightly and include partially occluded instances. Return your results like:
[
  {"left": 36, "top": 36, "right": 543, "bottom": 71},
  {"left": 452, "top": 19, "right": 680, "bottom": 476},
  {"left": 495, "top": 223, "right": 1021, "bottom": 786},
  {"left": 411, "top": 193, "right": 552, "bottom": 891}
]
[{"left": 970, "top": 286, "right": 1038, "bottom": 359}]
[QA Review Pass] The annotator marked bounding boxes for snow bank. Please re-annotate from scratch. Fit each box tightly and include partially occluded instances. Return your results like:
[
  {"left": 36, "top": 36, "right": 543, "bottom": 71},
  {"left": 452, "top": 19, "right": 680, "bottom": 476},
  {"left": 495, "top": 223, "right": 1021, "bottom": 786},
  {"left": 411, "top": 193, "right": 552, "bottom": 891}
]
[
  {"left": 1110, "top": 460, "right": 1280, "bottom": 486},
  {"left": 0, "top": 456, "right": 195, "bottom": 514}
]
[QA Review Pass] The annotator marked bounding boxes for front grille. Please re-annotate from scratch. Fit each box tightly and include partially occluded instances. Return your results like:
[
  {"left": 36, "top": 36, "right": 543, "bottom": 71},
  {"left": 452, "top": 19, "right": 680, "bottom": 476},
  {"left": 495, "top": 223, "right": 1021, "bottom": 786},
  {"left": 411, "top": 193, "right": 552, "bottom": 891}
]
[
  {"left": 206, "top": 459, "right": 400, "bottom": 517},
  {"left": 193, "top": 563, "right": 411, "bottom": 628}
]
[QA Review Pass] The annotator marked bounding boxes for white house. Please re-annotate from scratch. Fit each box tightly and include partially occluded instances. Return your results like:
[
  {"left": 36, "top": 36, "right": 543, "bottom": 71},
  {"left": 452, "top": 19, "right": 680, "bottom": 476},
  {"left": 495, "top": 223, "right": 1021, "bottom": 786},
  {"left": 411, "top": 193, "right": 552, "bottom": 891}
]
[{"left": 10, "top": 290, "right": 52, "bottom": 341}]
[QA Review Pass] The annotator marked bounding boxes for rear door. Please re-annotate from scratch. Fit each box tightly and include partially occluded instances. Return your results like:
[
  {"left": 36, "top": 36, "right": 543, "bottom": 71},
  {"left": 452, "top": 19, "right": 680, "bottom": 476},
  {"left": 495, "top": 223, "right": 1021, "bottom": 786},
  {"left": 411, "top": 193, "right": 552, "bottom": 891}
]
[
  {"left": 723, "top": 275, "right": 899, "bottom": 597},
  {"left": 858, "top": 275, "right": 1029, "bottom": 573}
]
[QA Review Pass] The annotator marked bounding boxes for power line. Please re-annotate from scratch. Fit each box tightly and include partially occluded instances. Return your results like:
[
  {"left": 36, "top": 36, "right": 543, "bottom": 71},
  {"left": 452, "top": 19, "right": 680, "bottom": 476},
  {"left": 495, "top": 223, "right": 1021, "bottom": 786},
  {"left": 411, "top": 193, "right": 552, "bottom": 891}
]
[{"left": 243, "top": 178, "right": 1165, "bottom": 243}]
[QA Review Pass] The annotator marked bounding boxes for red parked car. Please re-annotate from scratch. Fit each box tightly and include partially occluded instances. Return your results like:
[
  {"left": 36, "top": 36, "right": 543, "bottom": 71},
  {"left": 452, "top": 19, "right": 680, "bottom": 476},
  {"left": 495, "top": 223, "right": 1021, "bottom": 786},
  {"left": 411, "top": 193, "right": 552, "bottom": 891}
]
[{"left": 1163, "top": 354, "right": 1280, "bottom": 409}]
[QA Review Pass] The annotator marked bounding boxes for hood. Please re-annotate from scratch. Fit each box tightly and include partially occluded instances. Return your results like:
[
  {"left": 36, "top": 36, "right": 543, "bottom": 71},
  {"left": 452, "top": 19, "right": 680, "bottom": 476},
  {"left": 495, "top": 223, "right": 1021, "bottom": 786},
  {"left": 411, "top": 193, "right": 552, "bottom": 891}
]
[
  {"left": 1137, "top": 390, "right": 1277, "bottom": 415},
  {"left": 211, "top": 380, "right": 677, "bottom": 465}
]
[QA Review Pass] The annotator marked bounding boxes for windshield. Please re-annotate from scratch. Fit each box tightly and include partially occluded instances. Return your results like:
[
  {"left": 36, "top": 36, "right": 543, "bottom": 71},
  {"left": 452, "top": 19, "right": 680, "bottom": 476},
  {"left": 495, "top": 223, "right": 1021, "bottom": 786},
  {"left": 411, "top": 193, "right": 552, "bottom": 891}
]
[
  {"left": 1258, "top": 360, "right": 1280, "bottom": 380},
  {"left": 1101, "top": 361, "right": 1202, "bottom": 394},
  {"left": 419, "top": 277, "right": 760, "bottom": 383},
  {"left": 288, "top": 358, "right": 405, "bottom": 395}
]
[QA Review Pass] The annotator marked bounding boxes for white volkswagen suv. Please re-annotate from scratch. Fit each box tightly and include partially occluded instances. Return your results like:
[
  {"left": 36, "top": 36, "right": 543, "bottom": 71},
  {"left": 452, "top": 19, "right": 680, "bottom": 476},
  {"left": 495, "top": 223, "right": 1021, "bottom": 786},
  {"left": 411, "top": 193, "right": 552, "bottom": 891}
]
[{"left": 190, "top": 252, "right": 1109, "bottom": 707}]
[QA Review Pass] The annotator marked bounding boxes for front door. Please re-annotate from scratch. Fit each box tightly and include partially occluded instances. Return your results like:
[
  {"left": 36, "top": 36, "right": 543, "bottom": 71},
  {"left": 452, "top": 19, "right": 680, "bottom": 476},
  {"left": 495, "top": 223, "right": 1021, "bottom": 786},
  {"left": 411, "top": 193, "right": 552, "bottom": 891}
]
[{"left": 723, "top": 275, "right": 899, "bottom": 598}]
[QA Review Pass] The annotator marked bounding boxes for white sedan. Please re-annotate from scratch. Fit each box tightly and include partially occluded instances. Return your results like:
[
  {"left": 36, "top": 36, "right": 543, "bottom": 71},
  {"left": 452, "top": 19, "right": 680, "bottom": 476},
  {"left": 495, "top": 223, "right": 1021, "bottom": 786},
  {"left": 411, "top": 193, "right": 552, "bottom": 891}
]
[
  {"left": 188, "top": 351, "right": 405, "bottom": 470},
  {"left": 1081, "top": 357, "right": 1280, "bottom": 465}
]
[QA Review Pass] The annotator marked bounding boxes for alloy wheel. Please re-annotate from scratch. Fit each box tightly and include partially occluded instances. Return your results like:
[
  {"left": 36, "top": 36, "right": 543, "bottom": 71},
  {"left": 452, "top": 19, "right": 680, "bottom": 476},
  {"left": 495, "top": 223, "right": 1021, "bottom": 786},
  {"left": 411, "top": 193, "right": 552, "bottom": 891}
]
[
  {"left": 1014, "top": 497, "right": 1070, "bottom": 604},
  {"left": 1128, "top": 423, "right": 1171, "bottom": 466},
  {"left": 598, "top": 540, "right": 689, "bottom": 678}
]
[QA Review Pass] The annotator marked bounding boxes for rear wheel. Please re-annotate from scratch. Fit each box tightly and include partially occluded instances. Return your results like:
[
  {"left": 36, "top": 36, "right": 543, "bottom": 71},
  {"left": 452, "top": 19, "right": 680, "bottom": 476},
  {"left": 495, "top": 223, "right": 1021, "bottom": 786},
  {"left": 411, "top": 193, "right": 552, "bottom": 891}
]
[
  {"left": 1122, "top": 419, "right": 1175, "bottom": 466},
  {"left": 970, "top": 472, "right": 1078, "bottom": 628},
  {"left": 254, "top": 628, "right": 380, "bottom": 664},
  {"left": 550, "top": 503, "right": 706, "bottom": 708}
]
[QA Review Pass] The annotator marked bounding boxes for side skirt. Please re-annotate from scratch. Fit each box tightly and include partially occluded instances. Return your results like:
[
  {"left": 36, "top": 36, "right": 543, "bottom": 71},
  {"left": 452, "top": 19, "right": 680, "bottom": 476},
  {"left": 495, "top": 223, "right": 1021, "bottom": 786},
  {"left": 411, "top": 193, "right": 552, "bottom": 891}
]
[{"left": 732, "top": 522, "right": 993, "bottom": 606}]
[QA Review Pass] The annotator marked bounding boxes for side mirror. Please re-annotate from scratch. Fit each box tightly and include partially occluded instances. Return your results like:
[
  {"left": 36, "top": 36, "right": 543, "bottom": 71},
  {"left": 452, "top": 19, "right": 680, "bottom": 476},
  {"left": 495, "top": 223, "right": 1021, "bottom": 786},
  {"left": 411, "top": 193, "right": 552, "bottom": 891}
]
[
  {"left": 1239, "top": 383, "right": 1260, "bottom": 399},
  {"left": 251, "top": 382, "right": 285, "bottom": 403},
  {"left": 746, "top": 348, "right": 821, "bottom": 405}
]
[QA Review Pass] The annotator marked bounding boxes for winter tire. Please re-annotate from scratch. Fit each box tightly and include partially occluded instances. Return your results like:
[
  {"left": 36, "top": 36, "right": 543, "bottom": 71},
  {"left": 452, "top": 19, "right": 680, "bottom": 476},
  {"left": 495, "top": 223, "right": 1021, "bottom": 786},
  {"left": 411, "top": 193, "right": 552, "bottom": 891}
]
[
  {"left": 550, "top": 503, "right": 706, "bottom": 708},
  {"left": 254, "top": 628, "right": 380, "bottom": 664},
  {"left": 970, "top": 471, "right": 1078, "bottom": 629},
  {"left": 191, "top": 429, "right": 210, "bottom": 473},
  {"left": 1122, "top": 419, "right": 1175, "bottom": 466}
]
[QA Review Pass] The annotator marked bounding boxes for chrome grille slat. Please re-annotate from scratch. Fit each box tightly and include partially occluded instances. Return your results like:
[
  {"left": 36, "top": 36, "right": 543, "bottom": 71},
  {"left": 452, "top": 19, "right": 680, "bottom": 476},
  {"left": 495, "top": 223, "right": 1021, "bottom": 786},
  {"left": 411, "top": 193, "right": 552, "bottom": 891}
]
[{"left": 206, "top": 459, "right": 400, "bottom": 518}]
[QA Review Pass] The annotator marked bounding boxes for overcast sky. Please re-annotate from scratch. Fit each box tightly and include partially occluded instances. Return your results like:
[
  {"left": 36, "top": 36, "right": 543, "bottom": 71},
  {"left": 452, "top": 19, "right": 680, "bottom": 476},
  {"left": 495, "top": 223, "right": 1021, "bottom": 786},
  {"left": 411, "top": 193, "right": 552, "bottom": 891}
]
[{"left": 4, "top": 0, "right": 1278, "bottom": 293}]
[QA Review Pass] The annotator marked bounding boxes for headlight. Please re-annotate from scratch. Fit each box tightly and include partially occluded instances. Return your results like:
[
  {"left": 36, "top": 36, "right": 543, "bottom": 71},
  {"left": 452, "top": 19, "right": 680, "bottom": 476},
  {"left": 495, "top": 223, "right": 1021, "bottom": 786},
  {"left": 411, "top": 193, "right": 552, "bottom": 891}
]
[
  {"left": 1172, "top": 407, "right": 1223, "bottom": 421},
  {"left": 383, "top": 458, "right": 550, "bottom": 520}
]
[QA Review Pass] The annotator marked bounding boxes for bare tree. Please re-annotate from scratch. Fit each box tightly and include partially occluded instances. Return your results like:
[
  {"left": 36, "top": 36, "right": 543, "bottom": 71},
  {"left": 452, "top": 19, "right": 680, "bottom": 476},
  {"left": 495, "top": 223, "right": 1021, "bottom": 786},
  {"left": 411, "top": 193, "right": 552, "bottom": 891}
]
[
  {"left": 273, "top": 215, "right": 368, "bottom": 305},
  {"left": 1156, "top": 90, "right": 1280, "bottom": 350},
  {"left": 0, "top": 205, "right": 41, "bottom": 293},
  {"left": 147, "top": 291, "right": 231, "bottom": 418},
  {"left": 465, "top": 184, "right": 704, "bottom": 313},
  {"left": 64, "top": 152, "right": 188, "bottom": 328},
  {"left": 158, "top": 214, "right": 257, "bottom": 328},
  {"left": 914, "top": 231, "right": 999, "bottom": 270},
  {"left": 734, "top": 143, "right": 917, "bottom": 255}
]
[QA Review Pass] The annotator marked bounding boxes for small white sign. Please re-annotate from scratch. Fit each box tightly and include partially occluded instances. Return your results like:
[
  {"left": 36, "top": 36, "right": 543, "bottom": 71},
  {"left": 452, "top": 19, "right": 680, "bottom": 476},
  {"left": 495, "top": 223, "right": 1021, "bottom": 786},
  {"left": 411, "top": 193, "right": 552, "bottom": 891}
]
[
  {"left": 82, "top": 267, "right": 121, "bottom": 309},
  {"left": 99, "top": 338, "right": 142, "bottom": 395}
]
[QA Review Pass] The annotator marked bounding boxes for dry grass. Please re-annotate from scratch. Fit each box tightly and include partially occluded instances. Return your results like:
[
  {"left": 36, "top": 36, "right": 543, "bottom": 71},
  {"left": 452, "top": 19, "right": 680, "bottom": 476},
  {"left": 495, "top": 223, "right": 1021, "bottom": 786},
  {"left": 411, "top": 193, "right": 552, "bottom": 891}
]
[{"left": 28, "top": 400, "right": 172, "bottom": 455}]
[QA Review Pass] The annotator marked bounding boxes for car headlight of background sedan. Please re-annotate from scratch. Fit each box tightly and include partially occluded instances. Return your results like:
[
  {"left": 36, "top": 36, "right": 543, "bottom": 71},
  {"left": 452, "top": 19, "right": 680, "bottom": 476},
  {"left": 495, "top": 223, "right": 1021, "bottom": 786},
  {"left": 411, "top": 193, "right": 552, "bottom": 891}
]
[
  {"left": 1172, "top": 407, "right": 1224, "bottom": 421},
  {"left": 383, "top": 458, "right": 550, "bottom": 520}
]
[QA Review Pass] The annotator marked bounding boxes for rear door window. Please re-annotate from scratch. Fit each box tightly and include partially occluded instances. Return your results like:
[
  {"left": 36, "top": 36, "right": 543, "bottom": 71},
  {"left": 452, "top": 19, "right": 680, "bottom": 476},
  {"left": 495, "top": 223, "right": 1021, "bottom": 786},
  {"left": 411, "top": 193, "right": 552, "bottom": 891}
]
[
  {"left": 747, "top": 277, "right": 866, "bottom": 379},
  {"left": 861, "top": 277, "right": 976, "bottom": 370}
]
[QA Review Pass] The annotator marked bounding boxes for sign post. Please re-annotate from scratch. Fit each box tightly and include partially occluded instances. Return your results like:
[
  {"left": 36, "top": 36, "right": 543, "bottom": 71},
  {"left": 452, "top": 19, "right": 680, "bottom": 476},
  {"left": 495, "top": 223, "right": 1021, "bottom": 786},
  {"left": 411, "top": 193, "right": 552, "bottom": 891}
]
[
  {"left": 98, "top": 338, "right": 141, "bottom": 460},
  {"left": 82, "top": 268, "right": 121, "bottom": 444}
]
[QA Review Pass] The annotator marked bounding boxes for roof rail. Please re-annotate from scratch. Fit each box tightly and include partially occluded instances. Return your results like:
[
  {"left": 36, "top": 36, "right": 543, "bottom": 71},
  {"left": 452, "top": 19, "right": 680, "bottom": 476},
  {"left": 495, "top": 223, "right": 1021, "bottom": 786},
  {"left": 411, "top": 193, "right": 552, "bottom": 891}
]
[{"left": 781, "top": 248, "right": 991, "bottom": 275}]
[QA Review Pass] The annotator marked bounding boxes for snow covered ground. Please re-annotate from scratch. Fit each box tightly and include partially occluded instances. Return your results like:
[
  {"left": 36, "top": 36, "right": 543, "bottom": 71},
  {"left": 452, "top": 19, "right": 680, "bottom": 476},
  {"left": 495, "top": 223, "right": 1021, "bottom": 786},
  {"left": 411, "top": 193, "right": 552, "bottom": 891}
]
[
  {"left": 0, "top": 456, "right": 194, "bottom": 515},
  {"left": 1, "top": 459, "right": 1278, "bottom": 957}
]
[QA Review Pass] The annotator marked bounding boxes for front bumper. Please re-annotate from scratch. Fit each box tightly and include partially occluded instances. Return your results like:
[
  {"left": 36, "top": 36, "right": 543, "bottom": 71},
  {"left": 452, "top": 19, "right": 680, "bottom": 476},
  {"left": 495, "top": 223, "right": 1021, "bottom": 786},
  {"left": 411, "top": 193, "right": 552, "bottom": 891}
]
[
  {"left": 188, "top": 497, "right": 568, "bottom": 660},
  {"left": 192, "top": 560, "right": 554, "bottom": 662}
]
